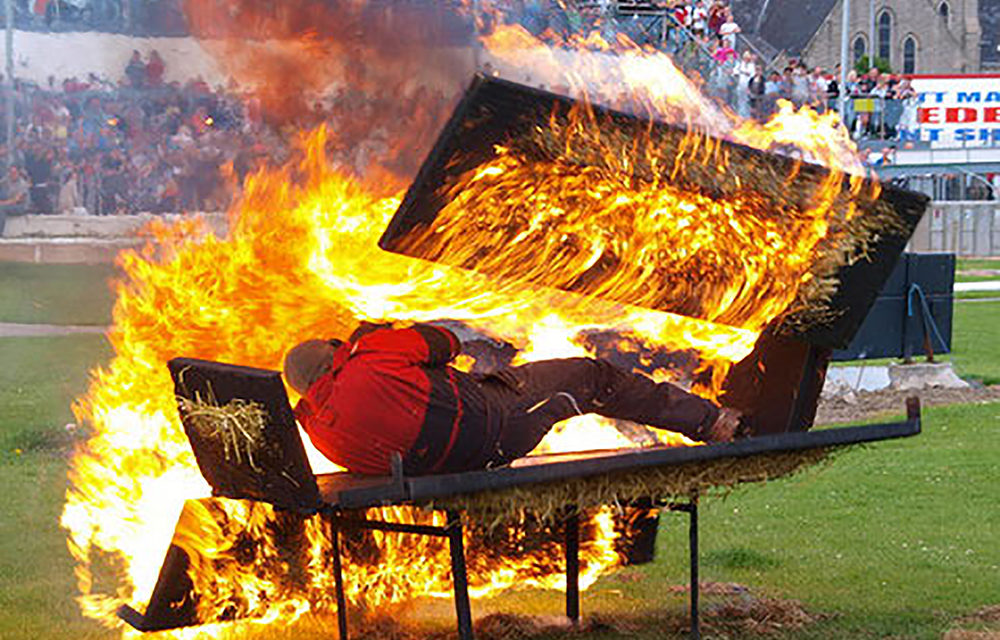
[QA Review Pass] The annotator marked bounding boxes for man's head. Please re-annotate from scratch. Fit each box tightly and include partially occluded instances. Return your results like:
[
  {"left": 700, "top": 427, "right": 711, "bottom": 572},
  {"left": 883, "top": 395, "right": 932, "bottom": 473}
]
[{"left": 283, "top": 339, "right": 342, "bottom": 396}]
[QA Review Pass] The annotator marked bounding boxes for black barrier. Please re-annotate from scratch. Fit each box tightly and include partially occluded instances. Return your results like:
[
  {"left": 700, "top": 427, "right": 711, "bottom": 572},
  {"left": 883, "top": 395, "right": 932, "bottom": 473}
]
[{"left": 832, "top": 253, "right": 955, "bottom": 361}]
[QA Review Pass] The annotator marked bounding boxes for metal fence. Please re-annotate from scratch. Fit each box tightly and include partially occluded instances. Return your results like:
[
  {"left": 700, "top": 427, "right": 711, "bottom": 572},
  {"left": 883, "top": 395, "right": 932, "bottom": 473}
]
[
  {"left": 843, "top": 94, "right": 919, "bottom": 141},
  {"left": 4, "top": 0, "right": 189, "bottom": 36},
  {"left": 908, "top": 201, "right": 1000, "bottom": 257}
]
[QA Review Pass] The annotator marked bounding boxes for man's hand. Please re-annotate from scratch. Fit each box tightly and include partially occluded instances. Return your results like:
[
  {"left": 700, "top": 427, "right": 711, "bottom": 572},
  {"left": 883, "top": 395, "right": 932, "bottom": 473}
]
[
  {"left": 708, "top": 407, "right": 742, "bottom": 443},
  {"left": 490, "top": 368, "right": 525, "bottom": 394},
  {"left": 475, "top": 367, "right": 524, "bottom": 394},
  {"left": 349, "top": 320, "right": 394, "bottom": 341}
]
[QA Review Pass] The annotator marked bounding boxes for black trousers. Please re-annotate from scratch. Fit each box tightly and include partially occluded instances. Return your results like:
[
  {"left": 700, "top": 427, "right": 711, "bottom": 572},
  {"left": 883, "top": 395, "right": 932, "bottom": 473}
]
[
  {"left": 0, "top": 203, "right": 26, "bottom": 236},
  {"left": 470, "top": 358, "right": 720, "bottom": 469}
]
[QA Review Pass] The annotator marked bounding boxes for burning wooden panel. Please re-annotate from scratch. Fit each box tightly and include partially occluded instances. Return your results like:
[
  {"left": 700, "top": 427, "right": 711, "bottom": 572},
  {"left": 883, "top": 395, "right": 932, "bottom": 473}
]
[
  {"left": 376, "top": 75, "right": 928, "bottom": 437},
  {"left": 380, "top": 75, "right": 928, "bottom": 348}
]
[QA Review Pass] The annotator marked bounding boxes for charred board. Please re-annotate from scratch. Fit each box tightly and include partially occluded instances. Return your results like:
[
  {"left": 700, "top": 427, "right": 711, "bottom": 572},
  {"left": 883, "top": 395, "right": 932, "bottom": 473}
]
[{"left": 378, "top": 74, "right": 929, "bottom": 350}]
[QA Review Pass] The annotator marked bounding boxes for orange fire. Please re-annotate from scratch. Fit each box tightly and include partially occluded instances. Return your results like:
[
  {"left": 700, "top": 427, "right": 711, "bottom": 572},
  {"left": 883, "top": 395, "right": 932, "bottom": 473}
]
[{"left": 59, "top": 10, "right": 872, "bottom": 638}]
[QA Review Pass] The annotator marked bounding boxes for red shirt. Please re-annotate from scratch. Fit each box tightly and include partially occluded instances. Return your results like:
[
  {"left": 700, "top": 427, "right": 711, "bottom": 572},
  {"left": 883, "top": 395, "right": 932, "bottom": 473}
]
[{"left": 293, "top": 325, "right": 462, "bottom": 475}]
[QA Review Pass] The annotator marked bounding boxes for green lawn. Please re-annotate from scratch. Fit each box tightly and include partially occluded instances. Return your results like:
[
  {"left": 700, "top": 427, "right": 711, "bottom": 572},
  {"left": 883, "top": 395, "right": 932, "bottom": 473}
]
[
  {"left": 0, "top": 262, "right": 117, "bottom": 326},
  {"left": 955, "top": 258, "right": 1000, "bottom": 284},
  {"left": 956, "top": 290, "right": 1000, "bottom": 300},
  {"left": 0, "top": 452, "right": 115, "bottom": 640},
  {"left": 0, "top": 335, "right": 112, "bottom": 452},
  {"left": 0, "top": 274, "right": 998, "bottom": 639},
  {"left": 951, "top": 300, "right": 1000, "bottom": 385},
  {"left": 0, "top": 334, "right": 113, "bottom": 640},
  {"left": 689, "top": 402, "right": 1000, "bottom": 638},
  {"left": 956, "top": 258, "right": 1000, "bottom": 273},
  {"left": 955, "top": 273, "right": 1000, "bottom": 283}
]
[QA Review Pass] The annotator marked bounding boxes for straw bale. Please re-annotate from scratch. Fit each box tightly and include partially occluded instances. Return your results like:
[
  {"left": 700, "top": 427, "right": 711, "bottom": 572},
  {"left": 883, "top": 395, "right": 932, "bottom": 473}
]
[{"left": 424, "top": 445, "right": 845, "bottom": 529}]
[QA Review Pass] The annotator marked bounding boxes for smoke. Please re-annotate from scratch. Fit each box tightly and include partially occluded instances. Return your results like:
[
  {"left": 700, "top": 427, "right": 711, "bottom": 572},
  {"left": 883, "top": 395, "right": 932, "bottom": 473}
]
[{"left": 183, "top": 0, "right": 479, "bottom": 183}]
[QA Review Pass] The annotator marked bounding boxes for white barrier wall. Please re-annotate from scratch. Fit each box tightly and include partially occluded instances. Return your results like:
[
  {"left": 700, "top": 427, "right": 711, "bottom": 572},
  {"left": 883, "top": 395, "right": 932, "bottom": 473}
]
[
  {"left": 0, "top": 30, "right": 225, "bottom": 86},
  {"left": 909, "top": 201, "right": 1000, "bottom": 256},
  {"left": 2, "top": 212, "right": 227, "bottom": 238}
]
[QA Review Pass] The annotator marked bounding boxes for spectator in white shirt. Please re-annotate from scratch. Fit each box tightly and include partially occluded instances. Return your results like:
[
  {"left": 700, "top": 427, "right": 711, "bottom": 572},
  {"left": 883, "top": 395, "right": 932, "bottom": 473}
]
[
  {"left": 691, "top": 1, "right": 708, "bottom": 36},
  {"left": 733, "top": 50, "right": 756, "bottom": 118},
  {"left": 718, "top": 9, "right": 741, "bottom": 49}
]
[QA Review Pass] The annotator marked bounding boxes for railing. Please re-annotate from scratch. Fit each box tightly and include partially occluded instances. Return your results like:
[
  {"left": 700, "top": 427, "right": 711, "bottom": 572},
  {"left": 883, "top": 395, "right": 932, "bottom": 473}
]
[
  {"left": 908, "top": 201, "right": 1000, "bottom": 257},
  {"left": 1, "top": 0, "right": 189, "bottom": 36},
  {"left": 843, "top": 94, "right": 909, "bottom": 140}
]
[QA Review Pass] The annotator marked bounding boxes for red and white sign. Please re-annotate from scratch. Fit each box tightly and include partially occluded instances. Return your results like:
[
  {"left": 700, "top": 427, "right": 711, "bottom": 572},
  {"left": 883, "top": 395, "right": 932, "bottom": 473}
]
[{"left": 908, "top": 74, "right": 1000, "bottom": 147}]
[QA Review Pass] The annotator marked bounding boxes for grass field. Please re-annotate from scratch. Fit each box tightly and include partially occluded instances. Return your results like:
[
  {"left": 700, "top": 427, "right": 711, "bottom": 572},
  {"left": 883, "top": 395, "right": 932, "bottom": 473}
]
[
  {"left": 956, "top": 290, "right": 1000, "bottom": 300},
  {"left": 956, "top": 258, "right": 1000, "bottom": 273},
  {"left": 951, "top": 300, "right": 1000, "bottom": 385},
  {"left": 955, "top": 273, "right": 1000, "bottom": 283},
  {"left": 0, "top": 266, "right": 997, "bottom": 639},
  {"left": 0, "top": 335, "right": 112, "bottom": 640},
  {"left": 0, "top": 263, "right": 117, "bottom": 326},
  {"left": 954, "top": 258, "right": 1000, "bottom": 284}
]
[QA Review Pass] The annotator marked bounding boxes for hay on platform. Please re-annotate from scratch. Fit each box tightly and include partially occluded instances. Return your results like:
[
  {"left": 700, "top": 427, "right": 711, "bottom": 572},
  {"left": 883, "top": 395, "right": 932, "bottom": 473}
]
[
  {"left": 513, "top": 111, "right": 907, "bottom": 334},
  {"left": 178, "top": 394, "right": 270, "bottom": 472},
  {"left": 426, "top": 445, "right": 846, "bottom": 530}
]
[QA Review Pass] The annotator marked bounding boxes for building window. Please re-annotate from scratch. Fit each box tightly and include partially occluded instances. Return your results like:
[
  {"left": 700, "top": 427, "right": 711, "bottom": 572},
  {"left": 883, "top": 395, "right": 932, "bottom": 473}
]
[
  {"left": 853, "top": 35, "right": 867, "bottom": 66},
  {"left": 938, "top": 1, "right": 950, "bottom": 25},
  {"left": 903, "top": 36, "right": 917, "bottom": 74},
  {"left": 878, "top": 10, "right": 892, "bottom": 61}
]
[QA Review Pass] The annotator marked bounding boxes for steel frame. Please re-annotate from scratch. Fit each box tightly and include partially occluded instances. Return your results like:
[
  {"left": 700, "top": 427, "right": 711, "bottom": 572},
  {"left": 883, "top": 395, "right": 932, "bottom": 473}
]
[
  {"left": 323, "top": 509, "right": 474, "bottom": 640},
  {"left": 117, "top": 398, "right": 921, "bottom": 637},
  {"left": 321, "top": 499, "right": 703, "bottom": 640}
]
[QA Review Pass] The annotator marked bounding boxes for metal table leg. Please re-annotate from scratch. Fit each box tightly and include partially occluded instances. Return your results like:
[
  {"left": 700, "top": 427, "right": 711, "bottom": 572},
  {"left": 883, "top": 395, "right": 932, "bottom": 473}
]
[
  {"left": 565, "top": 510, "right": 580, "bottom": 623},
  {"left": 447, "top": 510, "right": 474, "bottom": 640},
  {"left": 666, "top": 498, "right": 700, "bottom": 640},
  {"left": 688, "top": 499, "right": 700, "bottom": 640},
  {"left": 331, "top": 520, "right": 349, "bottom": 640}
]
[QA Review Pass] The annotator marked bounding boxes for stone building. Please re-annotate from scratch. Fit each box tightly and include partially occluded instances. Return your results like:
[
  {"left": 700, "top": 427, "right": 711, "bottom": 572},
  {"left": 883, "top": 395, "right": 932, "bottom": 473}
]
[{"left": 732, "top": 0, "right": 1000, "bottom": 74}]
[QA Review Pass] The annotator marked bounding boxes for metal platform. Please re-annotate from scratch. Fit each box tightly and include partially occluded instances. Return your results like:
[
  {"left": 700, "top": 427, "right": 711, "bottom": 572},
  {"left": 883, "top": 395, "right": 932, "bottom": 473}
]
[
  {"left": 322, "top": 412, "right": 922, "bottom": 509},
  {"left": 119, "top": 357, "right": 922, "bottom": 640}
]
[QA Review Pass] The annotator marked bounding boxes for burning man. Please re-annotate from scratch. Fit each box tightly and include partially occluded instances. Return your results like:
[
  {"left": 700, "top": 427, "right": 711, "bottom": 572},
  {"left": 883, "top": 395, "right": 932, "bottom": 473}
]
[{"left": 284, "top": 323, "right": 741, "bottom": 476}]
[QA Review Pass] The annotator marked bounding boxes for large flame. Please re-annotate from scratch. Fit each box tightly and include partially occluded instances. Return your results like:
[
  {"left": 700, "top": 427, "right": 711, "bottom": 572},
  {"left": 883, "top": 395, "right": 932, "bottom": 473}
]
[{"left": 60, "top": 6, "right": 872, "bottom": 637}]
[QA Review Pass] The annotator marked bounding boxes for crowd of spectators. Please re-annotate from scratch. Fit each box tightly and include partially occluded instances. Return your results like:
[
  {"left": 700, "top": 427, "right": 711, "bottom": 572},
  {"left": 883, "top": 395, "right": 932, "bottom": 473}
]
[
  {"left": 0, "top": 1, "right": 926, "bottom": 223},
  {"left": 0, "top": 50, "right": 287, "bottom": 222},
  {"left": 0, "top": 48, "right": 462, "bottom": 222},
  {"left": 624, "top": 1, "right": 919, "bottom": 142}
]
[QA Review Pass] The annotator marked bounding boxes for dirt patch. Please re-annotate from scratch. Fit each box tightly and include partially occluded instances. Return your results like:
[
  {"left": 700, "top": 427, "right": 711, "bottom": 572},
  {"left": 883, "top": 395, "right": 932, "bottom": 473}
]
[
  {"left": 816, "top": 385, "right": 1000, "bottom": 425},
  {"left": 360, "top": 584, "right": 827, "bottom": 639},
  {"left": 659, "top": 582, "right": 827, "bottom": 636},
  {"left": 944, "top": 605, "right": 1000, "bottom": 640}
]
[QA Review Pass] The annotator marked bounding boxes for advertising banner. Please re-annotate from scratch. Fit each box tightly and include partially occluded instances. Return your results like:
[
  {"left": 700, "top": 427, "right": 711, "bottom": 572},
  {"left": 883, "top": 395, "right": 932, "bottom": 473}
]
[{"left": 908, "top": 75, "right": 1000, "bottom": 147}]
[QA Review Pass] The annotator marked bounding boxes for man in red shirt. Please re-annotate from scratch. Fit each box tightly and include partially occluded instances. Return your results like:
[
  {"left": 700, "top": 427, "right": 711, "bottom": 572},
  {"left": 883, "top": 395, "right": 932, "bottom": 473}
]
[{"left": 285, "top": 323, "right": 741, "bottom": 476}]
